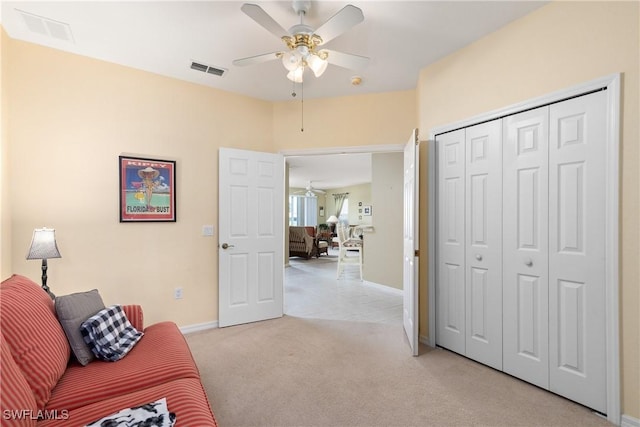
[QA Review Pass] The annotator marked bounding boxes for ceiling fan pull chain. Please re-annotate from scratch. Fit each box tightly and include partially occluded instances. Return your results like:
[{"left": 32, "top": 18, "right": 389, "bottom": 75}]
[{"left": 301, "top": 79, "right": 304, "bottom": 132}]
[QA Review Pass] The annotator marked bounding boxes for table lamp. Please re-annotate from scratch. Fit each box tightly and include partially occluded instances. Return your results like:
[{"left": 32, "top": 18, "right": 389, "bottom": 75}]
[
  {"left": 26, "top": 227, "right": 61, "bottom": 299},
  {"left": 326, "top": 215, "right": 339, "bottom": 234}
]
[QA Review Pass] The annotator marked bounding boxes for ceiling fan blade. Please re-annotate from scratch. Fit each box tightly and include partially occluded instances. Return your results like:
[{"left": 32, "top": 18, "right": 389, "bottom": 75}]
[
  {"left": 241, "top": 3, "right": 289, "bottom": 39},
  {"left": 323, "top": 50, "right": 370, "bottom": 71},
  {"left": 233, "top": 51, "right": 281, "bottom": 67},
  {"left": 315, "top": 4, "right": 364, "bottom": 45}
]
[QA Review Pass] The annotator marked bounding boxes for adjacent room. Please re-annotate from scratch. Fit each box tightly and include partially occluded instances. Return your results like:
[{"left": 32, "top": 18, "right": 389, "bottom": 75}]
[{"left": 1, "top": 1, "right": 637, "bottom": 426}]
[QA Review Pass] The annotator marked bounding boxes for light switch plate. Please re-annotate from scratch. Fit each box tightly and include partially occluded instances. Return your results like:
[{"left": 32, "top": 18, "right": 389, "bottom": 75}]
[{"left": 202, "top": 225, "right": 214, "bottom": 236}]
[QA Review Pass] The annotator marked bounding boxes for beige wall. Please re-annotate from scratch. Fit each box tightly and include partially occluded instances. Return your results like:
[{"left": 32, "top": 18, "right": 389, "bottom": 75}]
[
  {"left": 416, "top": 1, "right": 639, "bottom": 418},
  {"left": 1, "top": 30, "right": 11, "bottom": 279},
  {"left": 5, "top": 39, "right": 274, "bottom": 327},
  {"left": 273, "top": 90, "right": 416, "bottom": 151},
  {"left": 3, "top": 36, "right": 416, "bottom": 327},
  {"left": 366, "top": 152, "right": 403, "bottom": 290}
]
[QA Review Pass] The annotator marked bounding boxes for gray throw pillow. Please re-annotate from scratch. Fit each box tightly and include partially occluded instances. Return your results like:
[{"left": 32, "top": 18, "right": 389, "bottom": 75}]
[{"left": 55, "top": 289, "right": 105, "bottom": 366}]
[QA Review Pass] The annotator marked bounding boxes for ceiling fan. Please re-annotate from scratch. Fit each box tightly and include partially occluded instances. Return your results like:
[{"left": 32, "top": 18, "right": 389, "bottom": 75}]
[
  {"left": 294, "top": 181, "right": 326, "bottom": 197},
  {"left": 233, "top": 1, "right": 370, "bottom": 83}
]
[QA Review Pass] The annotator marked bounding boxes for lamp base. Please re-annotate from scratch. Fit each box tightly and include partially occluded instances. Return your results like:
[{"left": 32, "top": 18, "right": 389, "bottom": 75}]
[
  {"left": 41, "top": 259, "right": 55, "bottom": 300},
  {"left": 41, "top": 284, "right": 55, "bottom": 299}
]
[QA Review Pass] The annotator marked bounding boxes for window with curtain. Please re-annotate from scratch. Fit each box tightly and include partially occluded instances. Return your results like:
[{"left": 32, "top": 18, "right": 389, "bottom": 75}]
[
  {"left": 289, "top": 196, "right": 318, "bottom": 226},
  {"left": 338, "top": 198, "right": 349, "bottom": 225}
]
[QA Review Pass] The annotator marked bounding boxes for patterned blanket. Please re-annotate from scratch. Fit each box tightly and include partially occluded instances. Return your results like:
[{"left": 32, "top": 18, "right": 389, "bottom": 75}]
[{"left": 85, "top": 398, "right": 175, "bottom": 427}]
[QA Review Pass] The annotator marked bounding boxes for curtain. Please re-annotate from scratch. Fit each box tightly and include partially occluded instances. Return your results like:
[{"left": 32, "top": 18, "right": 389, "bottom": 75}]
[{"left": 334, "top": 192, "right": 349, "bottom": 217}]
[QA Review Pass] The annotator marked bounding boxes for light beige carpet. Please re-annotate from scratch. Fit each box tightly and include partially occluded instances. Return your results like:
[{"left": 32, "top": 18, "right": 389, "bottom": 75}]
[{"left": 186, "top": 316, "right": 611, "bottom": 427}]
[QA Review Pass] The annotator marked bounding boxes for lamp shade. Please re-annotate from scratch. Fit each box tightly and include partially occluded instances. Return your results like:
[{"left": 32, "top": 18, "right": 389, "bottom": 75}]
[
  {"left": 307, "top": 54, "right": 328, "bottom": 78},
  {"left": 281, "top": 51, "right": 300, "bottom": 72},
  {"left": 326, "top": 215, "right": 339, "bottom": 224},
  {"left": 287, "top": 66, "right": 304, "bottom": 83},
  {"left": 26, "top": 228, "right": 61, "bottom": 260}
]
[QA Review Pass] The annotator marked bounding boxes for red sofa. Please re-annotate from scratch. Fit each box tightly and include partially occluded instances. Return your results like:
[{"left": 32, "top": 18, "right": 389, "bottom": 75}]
[{"left": 0, "top": 274, "right": 217, "bottom": 427}]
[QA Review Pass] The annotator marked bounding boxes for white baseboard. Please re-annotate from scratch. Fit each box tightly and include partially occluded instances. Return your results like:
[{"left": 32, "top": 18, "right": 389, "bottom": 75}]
[
  {"left": 180, "top": 320, "right": 218, "bottom": 335},
  {"left": 362, "top": 280, "right": 403, "bottom": 296},
  {"left": 622, "top": 414, "right": 640, "bottom": 427}
]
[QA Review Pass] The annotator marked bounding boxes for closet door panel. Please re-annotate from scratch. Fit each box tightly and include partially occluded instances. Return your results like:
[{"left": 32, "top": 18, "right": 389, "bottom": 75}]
[
  {"left": 436, "top": 129, "right": 466, "bottom": 355},
  {"left": 548, "top": 91, "right": 607, "bottom": 412},
  {"left": 503, "top": 107, "right": 550, "bottom": 389},
  {"left": 465, "top": 119, "right": 503, "bottom": 370}
]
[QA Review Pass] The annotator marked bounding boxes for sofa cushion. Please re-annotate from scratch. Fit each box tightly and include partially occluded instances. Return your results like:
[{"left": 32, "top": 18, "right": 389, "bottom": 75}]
[
  {"left": 46, "top": 321, "right": 200, "bottom": 412},
  {"left": 80, "top": 305, "right": 143, "bottom": 362},
  {"left": 55, "top": 289, "right": 105, "bottom": 366},
  {"left": 0, "top": 274, "right": 70, "bottom": 409},
  {"left": 0, "top": 334, "right": 38, "bottom": 427},
  {"left": 39, "top": 378, "right": 217, "bottom": 427}
]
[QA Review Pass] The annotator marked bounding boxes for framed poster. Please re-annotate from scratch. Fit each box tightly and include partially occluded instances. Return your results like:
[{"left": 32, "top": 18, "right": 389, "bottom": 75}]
[
  {"left": 119, "top": 156, "right": 176, "bottom": 222},
  {"left": 363, "top": 205, "right": 372, "bottom": 216}
]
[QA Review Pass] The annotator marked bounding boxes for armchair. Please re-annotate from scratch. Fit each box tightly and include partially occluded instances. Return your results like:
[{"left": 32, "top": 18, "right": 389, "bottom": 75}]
[{"left": 289, "top": 226, "right": 316, "bottom": 259}]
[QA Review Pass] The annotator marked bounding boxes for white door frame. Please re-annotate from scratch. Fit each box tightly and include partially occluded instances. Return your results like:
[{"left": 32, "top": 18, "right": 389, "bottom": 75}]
[{"left": 427, "top": 73, "right": 620, "bottom": 424}]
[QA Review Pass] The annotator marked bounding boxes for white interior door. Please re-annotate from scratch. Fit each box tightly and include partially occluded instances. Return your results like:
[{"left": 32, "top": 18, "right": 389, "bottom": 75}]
[
  {"left": 218, "top": 148, "right": 284, "bottom": 328},
  {"left": 464, "top": 120, "right": 503, "bottom": 370},
  {"left": 548, "top": 91, "right": 607, "bottom": 412},
  {"left": 435, "top": 129, "right": 466, "bottom": 355},
  {"left": 502, "top": 106, "right": 550, "bottom": 389},
  {"left": 403, "top": 129, "right": 419, "bottom": 356}
]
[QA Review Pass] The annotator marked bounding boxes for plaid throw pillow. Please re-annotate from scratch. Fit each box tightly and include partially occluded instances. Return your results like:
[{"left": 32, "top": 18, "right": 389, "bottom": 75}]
[{"left": 80, "top": 305, "right": 143, "bottom": 362}]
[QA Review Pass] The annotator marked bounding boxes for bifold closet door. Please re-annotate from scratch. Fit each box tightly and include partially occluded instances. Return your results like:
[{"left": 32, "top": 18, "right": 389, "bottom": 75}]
[
  {"left": 437, "top": 90, "right": 608, "bottom": 413},
  {"left": 436, "top": 120, "right": 502, "bottom": 368},
  {"left": 464, "top": 120, "right": 503, "bottom": 370},
  {"left": 502, "top": 106, "right": 550, "bottom": 390},
  {"left": 548, "top": 90, "right": 607, "bottom": 413},
  {"left": 436, "top": 129, "right": 466, "bottom": 355}
]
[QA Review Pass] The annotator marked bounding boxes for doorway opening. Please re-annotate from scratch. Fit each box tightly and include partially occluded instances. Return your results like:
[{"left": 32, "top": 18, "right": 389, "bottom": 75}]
[{"left": 282, "top": 145, "right": 405, "bottom": 324}]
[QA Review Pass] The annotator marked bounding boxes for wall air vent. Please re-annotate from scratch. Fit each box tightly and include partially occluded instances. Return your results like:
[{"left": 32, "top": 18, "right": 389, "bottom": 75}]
[
  {"left": 16, "top": 9, "right": 75, "bottom": 43},
  {"left": 190, "top": 61, "right": 227, "bottom": 77}
]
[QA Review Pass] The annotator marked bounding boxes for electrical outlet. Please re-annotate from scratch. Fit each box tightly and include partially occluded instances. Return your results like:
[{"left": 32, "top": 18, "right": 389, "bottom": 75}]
[{"left": 174, "top": 287, "right": 183, "bottom": 300}]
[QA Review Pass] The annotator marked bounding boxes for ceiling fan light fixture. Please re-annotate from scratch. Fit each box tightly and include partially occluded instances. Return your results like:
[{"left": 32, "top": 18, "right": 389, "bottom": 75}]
[
  {"left": 307, "top": 54, "right": 328, "bottom": 77},
  {"left": 287, "top": 66, "right": 304, "bottom": 83},
  {"left": 281, "top": 51, "right": 300, "bottom": 71}
]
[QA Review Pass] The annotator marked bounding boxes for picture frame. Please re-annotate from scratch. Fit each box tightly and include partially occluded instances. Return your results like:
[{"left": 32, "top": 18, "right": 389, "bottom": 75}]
[
  {"left": 363, "top": 205, "right": 372, "bottom": 216},
  {"left": 119, "top": 156, "right": 176, "bottom": 222},
  {"left": 319, "top": 206, "right": 325, "bottom": 217}
]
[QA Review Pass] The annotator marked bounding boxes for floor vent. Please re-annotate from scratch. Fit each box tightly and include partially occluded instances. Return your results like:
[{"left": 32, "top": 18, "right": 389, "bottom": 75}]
[
  {"left": 16, "top": 9, "right": 75, "bottom": 43},
  {"left": 190, "top": 61, "right": 227, "bottom": 77}
]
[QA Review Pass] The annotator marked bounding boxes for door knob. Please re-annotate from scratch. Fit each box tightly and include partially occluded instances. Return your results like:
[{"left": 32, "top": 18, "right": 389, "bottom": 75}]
[
  {"left": 475, "top": 254, "right": 483, "bottom": 261},
  {"left": 221, "top": 243, "right": 234, "bottom": 249},
  {"left": 525, "top": 257, "right": 533, "bottom": 267}
]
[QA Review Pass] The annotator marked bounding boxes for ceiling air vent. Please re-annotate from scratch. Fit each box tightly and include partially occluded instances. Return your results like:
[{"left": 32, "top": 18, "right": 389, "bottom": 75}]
[
  {"left": 16, "top": 9, "right": 75, "bottom": 43},
  {"left": 190, "top": 61, "right": 227, "bottom": 77}
]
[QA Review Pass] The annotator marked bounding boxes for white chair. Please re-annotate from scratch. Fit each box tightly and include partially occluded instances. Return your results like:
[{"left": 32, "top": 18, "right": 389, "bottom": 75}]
[{"left": 336, "top": 225, "right": 363, "bottom": 280}]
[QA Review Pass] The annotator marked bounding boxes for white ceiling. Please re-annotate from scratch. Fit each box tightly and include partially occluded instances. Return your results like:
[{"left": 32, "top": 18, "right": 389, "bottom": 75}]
[
  {"left": 287, "top": 152, "right": 372, "bottom": 190},
  {"left": 0, "top": 0, "right": 546, "bottom": 188},
  {"left": 0, "top": 1, "right": 546, "bottom": 103}
]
